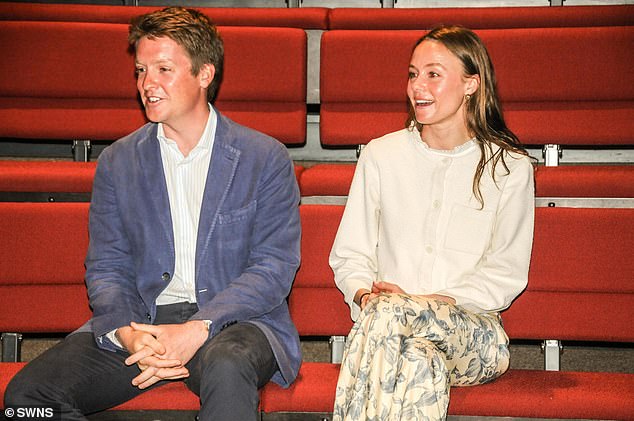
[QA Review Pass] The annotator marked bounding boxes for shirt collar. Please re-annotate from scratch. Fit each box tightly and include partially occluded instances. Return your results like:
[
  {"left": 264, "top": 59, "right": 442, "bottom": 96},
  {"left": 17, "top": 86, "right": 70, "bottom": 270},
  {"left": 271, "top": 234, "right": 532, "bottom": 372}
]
[{"left": 157, "top": 104, "right": 217, "bottom": 157}]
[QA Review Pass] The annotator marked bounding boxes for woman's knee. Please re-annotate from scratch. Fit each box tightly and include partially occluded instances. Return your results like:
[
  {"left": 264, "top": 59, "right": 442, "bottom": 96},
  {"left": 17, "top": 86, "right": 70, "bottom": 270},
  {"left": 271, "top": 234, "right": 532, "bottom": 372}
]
[{"left": 363, "top": 293, "right": 409, "bottom": 316}]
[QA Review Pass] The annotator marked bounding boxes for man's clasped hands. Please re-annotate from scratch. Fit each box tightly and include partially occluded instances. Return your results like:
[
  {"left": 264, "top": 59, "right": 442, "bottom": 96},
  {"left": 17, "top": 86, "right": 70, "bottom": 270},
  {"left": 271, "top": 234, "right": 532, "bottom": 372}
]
[{"left": 116, "top": 320, "right": 208, "bottom": 389}]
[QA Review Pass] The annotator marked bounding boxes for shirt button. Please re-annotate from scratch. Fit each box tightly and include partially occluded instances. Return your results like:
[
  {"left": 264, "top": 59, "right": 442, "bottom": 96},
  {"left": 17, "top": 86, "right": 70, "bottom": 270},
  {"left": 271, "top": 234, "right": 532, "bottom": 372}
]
[
  {"left": 162, "top": 272, "right": 171, "bottom": 281},
  {"left": 425, "top": 246, "right": 434, "bottom": 254},
  {"left": 433, "top": 200, "right": 441, "bottom": 209}
]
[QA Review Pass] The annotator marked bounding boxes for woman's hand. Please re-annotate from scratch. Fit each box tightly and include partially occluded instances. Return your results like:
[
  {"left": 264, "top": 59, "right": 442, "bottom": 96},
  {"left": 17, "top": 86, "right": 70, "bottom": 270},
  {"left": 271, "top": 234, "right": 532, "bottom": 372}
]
[
  {"left": 372, "top": 281, "right": 405, "bottom": 294},
  {"left": 357, "top": 282, "right": 456, "bottom": 310},
  {"left": 419, "top": 294, "right": 456, "bottom": 305},
  {"left": 355, "top": 281, "right": 406, "bottom": 310},
  {"left": 354, "top": 288, "right": 372, "bottom": 310}
]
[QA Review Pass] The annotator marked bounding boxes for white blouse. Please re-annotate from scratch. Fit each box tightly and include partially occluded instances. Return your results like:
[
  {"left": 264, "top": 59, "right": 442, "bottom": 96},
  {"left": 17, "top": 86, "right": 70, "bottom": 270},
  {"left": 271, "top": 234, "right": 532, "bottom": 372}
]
[{"left": 329, "top": 128, "right": 534, "bottom": 321}]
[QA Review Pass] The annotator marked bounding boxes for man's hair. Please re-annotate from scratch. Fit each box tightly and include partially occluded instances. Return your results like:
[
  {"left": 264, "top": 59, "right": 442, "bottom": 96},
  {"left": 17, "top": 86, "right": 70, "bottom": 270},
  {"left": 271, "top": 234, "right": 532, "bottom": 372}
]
[{"left": 129, "top": 6, "right": 224, "bottom": 102}]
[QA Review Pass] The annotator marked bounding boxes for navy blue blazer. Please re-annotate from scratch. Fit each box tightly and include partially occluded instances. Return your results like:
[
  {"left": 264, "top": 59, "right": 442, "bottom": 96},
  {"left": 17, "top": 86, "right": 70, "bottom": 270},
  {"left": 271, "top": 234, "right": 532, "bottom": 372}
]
[{"left": 76, "top": 111, "right": 302, "bottom": 387}]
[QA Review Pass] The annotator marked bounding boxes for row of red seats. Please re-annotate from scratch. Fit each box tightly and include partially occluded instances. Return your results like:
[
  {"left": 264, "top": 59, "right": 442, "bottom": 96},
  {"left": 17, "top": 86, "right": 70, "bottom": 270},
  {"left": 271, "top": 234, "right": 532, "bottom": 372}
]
[
  {"left": 320, "top": 26, "right": 634, "bottom": 148},
  {"left": 1, "top": 202, "right": 633, "bottom": 418},
  {"left": 0, "top": 22, "right": 306, "bottom": 146},
  {"left": 1, "top": 16, "right": 633, "bottom": 199},
  {"left": 1, "top": 160, "right": 634, "bottom": 200},
  {"left": 1, "top": 4, "right": 633, "bottom": 203},
  {"left": 1, "top": 2, "right": 633, "bottom": 29},
  {"left": 0, "top": 3, "right": 633, "bottom": 418},
  {"left": 0, "top": 3, "right": 633, "bottom": 148}
]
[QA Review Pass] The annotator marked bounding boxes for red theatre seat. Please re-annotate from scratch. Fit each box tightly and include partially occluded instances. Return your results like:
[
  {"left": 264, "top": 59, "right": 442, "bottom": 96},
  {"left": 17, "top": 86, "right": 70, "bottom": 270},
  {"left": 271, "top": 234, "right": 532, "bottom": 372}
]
[
  {"left": 0, "top": 2, "right": 329, "bottom": 29},
  {"left": 328, "top": 5, "right": 634, "bottom": 30},
  {"left": 0, "top": 22, "right": 307, "bottom": 146},
  {"left": 320, "top": 27, "right": 634, "bottom": 148}
]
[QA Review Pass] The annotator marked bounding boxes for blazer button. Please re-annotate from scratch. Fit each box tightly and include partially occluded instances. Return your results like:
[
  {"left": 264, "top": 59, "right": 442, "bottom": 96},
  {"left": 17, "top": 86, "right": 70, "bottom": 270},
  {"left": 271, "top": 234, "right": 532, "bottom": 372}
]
[{"left": 162, "top": 272, "right": 171, "bottom": 281}]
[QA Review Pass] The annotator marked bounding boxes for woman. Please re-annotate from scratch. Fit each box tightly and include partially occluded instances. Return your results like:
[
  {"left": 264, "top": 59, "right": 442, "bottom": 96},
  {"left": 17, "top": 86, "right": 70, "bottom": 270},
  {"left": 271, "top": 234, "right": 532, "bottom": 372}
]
[{"left": 329, "top": 25, "right": 534, "bottom": 420}]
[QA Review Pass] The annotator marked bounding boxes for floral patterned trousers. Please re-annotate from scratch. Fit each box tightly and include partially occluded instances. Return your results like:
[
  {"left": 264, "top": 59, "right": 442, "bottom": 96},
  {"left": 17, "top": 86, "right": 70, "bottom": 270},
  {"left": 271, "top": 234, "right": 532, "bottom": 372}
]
[{"left": 333, "top": 294, "right": 510, "bottom": 421}]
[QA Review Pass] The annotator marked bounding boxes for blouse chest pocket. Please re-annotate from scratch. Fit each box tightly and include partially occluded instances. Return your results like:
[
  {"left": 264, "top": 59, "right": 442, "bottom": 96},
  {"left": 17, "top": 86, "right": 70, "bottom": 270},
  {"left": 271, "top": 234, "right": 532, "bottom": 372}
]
[{"left": 444, "top": 204, "right": 494, "bottom": 256}]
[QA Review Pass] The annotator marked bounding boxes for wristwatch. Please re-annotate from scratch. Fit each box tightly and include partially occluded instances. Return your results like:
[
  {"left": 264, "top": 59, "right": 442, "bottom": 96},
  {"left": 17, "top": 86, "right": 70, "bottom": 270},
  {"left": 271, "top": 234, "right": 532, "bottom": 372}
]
[{"left": 202, "top": 319, "right": 212, "bottom": 332}]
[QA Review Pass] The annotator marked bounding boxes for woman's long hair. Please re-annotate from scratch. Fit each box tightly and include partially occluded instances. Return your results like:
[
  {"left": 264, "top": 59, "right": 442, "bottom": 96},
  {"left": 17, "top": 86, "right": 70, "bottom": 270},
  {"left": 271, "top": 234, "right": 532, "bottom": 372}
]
[{"left": 406, "top": 25, "right": 529, "bottom": 207}]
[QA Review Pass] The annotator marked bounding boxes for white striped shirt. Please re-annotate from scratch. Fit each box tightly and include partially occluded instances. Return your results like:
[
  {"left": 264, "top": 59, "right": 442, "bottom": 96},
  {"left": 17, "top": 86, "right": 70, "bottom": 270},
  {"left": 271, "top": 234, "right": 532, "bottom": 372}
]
[{"left": 156, "top": 107, "right": 217, "bottom": 305}]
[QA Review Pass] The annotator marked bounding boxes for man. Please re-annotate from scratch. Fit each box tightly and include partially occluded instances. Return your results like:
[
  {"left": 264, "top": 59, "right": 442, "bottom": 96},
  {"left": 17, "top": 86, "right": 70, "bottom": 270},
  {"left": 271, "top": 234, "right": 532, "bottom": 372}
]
[{"left": 4, "top": 7, "right": 301, "bottom": 420}]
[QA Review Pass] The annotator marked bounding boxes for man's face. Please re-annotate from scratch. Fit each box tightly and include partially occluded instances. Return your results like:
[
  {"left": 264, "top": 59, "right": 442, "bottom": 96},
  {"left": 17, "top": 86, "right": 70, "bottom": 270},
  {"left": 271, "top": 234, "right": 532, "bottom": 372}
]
[{"left": 135, "top": 36, "right": 211, "bottom": 136}]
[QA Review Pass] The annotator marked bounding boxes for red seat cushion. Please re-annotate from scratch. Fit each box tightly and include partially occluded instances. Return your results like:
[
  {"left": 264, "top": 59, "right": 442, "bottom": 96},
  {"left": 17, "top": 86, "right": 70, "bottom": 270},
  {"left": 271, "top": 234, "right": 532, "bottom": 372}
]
[
  {"left": 535, "top": 165, "right": 634, "bottom": 198},
  {"left": 328, "top": 5, "right": 634, "bottom": 30},
  {"left": 113, "top": 382, "right": 199, "bottom": 411},
  {"left": 260, "top": 362, "right": 340, "bottom": 413},
  {"left": 450, "top": 369, "right": 634, "bottom": 418},
  {"left": 0, "top": 161, "right": 96, "bottom": 192},
  {"left": 0, "top": 2, "right": 329, "bottom": 29},
  {"left": 0, "top": 22, "right": 306, "bottom": 145},
  {"left": 0, "top": 362, "right": 27, "bottom": 409},
  {"left": 299, "top": 164, "right": 355, "bottom": 197},
  {"left": 260, "top": 364, "right": 634, "bottom": 420},
  {"left": 320, "top": 27, "right": 634, "bottom": 147}
]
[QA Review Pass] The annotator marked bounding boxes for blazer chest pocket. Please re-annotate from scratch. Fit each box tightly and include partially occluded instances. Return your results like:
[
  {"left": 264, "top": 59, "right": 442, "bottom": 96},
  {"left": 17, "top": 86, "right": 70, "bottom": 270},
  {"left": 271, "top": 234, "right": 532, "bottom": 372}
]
[
  {"left": 217, "top": 200, "right": 257, "bottom": 225},
  {"left": 216, "top": 201, "right": 257, "bottom": 250}
]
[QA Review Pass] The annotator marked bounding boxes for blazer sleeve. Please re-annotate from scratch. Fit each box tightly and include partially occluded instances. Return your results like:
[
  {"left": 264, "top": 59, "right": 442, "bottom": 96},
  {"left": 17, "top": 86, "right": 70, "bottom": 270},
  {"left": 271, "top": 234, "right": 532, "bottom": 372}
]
[{"left": 84, "top": 147, "right": 148, "bottom": 350}]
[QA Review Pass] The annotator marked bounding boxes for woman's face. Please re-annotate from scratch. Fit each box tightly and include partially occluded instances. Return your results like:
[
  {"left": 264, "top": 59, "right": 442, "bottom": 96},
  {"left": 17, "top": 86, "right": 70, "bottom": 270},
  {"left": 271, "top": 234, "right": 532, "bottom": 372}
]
[{"left": 407, "top": 40, "right": 477, "bottom": 134}]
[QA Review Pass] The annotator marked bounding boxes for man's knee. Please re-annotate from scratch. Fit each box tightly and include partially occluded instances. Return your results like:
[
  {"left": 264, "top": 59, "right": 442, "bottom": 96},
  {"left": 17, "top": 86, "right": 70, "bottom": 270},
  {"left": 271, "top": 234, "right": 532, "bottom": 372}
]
[
  {"left": 205, "top": 339, "right": 258, "bottom": 379},
  {"left": 198, "top": 323, "right": 276, "bottom": 386}
]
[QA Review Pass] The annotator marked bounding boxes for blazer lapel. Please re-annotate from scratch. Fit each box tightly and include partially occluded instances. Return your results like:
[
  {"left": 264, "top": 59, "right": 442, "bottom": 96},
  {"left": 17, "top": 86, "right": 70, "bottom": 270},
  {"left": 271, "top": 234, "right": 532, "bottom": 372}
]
[
  {"left": 195, "top": 114, "right": 241, "bottom": 278},
  {"left": 136, "top": 125, "right": 174, "bottom": 252}
]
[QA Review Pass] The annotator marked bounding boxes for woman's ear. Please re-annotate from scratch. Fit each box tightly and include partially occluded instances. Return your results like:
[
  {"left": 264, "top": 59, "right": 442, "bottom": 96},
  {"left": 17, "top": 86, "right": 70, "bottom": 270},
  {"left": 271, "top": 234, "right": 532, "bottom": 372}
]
[
  {"left": 199, "top": 63, "right": 215, "bottom": 90},
  {"left": 466, "top": 74, "right": 480, "bottom": 96}
]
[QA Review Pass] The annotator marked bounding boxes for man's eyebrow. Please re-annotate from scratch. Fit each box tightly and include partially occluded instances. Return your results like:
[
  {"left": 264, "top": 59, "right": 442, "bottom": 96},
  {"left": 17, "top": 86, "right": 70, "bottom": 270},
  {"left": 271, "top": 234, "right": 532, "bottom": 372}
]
[{"left": 135, "top": 58, "right": 174, "bottom": 65}]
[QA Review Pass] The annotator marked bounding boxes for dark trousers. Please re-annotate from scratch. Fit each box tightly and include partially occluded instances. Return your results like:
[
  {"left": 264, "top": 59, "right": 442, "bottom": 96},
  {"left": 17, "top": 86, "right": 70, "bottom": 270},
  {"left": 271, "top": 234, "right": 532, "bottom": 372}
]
[{"left": 4, "top": 303, "right": 278, "bottom": 421}]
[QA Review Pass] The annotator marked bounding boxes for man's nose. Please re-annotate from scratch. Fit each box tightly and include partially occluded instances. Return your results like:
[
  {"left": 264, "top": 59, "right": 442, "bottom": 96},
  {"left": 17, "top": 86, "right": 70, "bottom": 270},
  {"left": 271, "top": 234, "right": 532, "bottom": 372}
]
[{"left": 141, "top": 70, "right": 157, "bottom": 90}]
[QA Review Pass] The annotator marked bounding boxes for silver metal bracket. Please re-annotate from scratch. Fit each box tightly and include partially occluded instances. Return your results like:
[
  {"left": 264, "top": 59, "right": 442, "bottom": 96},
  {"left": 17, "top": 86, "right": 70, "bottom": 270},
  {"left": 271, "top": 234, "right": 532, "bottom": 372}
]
[
  {"left": 542, "top": 144, "right": 562, "bottom": 166},
  {"left": 1, "top": 332, "right": 23, "bottom": 362},
  {"left": 329, "top": 335, "right": 346, "bottom": 364},
  {"left": 541, "top": 339, "right": 563, "bottom": 371},
  {"left": 72, "top": 139, "right": 92, "bottom": 162}
]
